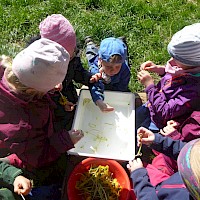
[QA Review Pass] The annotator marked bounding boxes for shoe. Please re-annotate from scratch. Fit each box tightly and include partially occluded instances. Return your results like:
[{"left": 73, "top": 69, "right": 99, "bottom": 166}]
[
  {"left": 118, "top": 36, "right": 127, "bottom": 45},
  {"left": 85, "top": 36, "right": 94, "bottom": 45}
]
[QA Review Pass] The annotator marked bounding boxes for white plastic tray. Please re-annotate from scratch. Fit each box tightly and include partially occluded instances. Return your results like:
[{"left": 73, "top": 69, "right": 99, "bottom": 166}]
[{"left": 68, "top": 89, "right": 135, "bottom": 161}]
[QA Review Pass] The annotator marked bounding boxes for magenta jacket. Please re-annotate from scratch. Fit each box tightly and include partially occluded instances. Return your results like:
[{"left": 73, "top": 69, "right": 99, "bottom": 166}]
[
  {"left": 166, "top": 111, "right": 200, "bottom": 142},
  {"left": 146, "top": 73, "right": 200, "bottom": 128},
  {"left": 0, "top": 73, "right": 74, "bottom": 170}
]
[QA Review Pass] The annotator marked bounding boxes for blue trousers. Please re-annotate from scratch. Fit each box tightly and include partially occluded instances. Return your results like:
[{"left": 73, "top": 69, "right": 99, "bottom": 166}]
[{"left": 136, "top": 103, "right": 159, "bottom": 132}]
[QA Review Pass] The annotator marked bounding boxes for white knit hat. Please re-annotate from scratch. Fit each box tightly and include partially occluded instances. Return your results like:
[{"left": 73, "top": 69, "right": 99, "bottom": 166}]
[
  {"left": 12, "top": 38, "right": 70, "bottom": 92},
  {"left": 168, "top": 23, "right": 200, "bottom": 66}
]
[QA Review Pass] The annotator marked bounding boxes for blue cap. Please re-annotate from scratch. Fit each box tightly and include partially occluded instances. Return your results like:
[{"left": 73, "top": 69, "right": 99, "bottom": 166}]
[{"left": 98, "top": 37, "right": 127, "bottom": 63}]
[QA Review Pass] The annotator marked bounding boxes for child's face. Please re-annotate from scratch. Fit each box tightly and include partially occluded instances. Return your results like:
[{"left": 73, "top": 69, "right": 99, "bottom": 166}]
[
  {"left": 100, "top": 59, "right": 122, "bottom": 76},
  {"left": 171, "top": 58, "right": 194, "bottom": 70}
]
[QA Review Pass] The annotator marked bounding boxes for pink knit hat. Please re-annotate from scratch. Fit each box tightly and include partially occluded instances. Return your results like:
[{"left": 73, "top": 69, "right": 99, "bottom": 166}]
[
  {"left": 12, "top": 38, "right": 70, "bottom": 93},
  {"left": 39, "top": 14, "right": 76, "bottom": 57}
]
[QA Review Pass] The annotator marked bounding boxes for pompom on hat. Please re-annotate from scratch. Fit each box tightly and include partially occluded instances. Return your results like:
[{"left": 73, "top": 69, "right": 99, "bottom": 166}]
[
  {"left": 177, "top": 138, "right": 200, "bottom": 200},
  {"left": 167, "top": 23, "right": 200, "bottom": 67},
  {"left": 12, "top": 38, "right": 70, "bottom": 93},
  {"left": 39, "top": 14, "right": 76, "bottom": 57},
  {"left": 98, "top": 37, "right": 127, "bottom": 63}
]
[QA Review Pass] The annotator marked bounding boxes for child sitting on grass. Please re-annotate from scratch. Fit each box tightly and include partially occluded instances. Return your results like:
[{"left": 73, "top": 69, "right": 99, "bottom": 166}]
[
  {"left": 0, "top": 38, "right": 84, "bottom": 200},
  {"left": 136, "top": 23, "right": 200, "bottom": 132},
  {"left": 85, "top": 36, "right": 131, "bottom": 112},
  {"left": 128, "top": 127, "right": 200, "bottom": 200},
  {"left": 27, "top": 14, "right": 101, "bottom": 131}
]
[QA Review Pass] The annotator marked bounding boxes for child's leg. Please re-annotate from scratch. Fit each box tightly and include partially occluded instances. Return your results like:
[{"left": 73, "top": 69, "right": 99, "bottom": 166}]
[
  {"left": 85, "top": 36, "right": 98, "bottom": 62},
  {"left": 135, "top": 103, "right": 151, "bottom": 129},
  {"left": 136, "top": 103, "right": 159, "bottom": 132},
  {"left": 28, "top": 184, "right": 61, "bottom": 200}
]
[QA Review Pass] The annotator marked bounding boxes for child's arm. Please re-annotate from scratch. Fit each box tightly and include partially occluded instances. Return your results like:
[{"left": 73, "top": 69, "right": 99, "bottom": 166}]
[
  {"left": 0, "top": 160, "right": 32, "bottom": 195},
  {"left": 13, "top": 175, "right": 32, "bottom": 195},
  {"left": 89, "top": 63, "right": 100, "bottom": 75},
  {"left": 160, "top": 120, "right": 179, "bottom": 137},
  {"left": 161, "top": 112, "right": 200, "bottom": 142},
  {"left": 142, "top": 73, "right": 200, "bottom": 128},
  {"left": 3, "top": 127, "right": 83, "bottom": 169},
  {"left": 95, "top": 99, "right": 114, "bottom": 112},
  {"left": 127, "top": 158, "right": 159, "bottom": 200},
  {"left": 137, "top": 127, "right": 186, "bottom": 160},
  {"left": 137, "top": 70, "right": 154, "bottom": 88},
  {"left": 89, "top": 81, "right": 114, "bottom": 112},
  {"left": 140, "top": 60, "right": 165, "bottom": 76}
]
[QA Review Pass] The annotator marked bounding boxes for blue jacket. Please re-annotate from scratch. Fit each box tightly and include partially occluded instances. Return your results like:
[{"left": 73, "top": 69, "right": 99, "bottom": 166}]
[
  {"left": 131, "top": 134, "right": 193, "bottom": 199},
  {"left": 89, "top": 55, "right": 131, "bottom": 103}
]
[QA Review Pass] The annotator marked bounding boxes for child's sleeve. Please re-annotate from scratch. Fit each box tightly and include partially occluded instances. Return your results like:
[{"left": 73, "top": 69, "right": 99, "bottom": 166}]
[
  {"left": 0, "top": 160, "right": 23, "bottom": 185},
  {"left": 89, "top": 81, "right": 105, "bottom": 103},
  {"left": 145, "top": 76, "right": 200, "bottom": 128},
  {"left": 89, "top": 63, "right": 100, "bottom": 75},
  {"left": 150, "top": 133, "right": 186, "bottom": 160},
  {"left": 131, "top": 168, "right": 159, "bottom": 200},
  {"left": 6, "top": 154, "right": 25, "bottom": 168}
]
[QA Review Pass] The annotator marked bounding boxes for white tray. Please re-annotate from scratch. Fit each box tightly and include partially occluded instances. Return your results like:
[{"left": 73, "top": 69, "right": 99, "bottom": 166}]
[{"left": 68, "top": 89, "right": 135, "bottom": 161}]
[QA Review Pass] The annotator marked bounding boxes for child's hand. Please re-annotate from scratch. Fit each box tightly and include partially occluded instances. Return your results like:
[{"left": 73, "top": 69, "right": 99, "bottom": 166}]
[
  {"left": 69, "top": 129, "right": 84, "bottom": 144},
  {"left": 64, "top": 101, "right": 76, "bottom": 111},
  {"left": 13, "top": 175, "right": 32, "bottom": 195},
  {"left": 137, "top": 127, "right": 155, "bottom": 146},
  {"left": 127, "top": 158, "right": 143, "bottom": 173},
  {"left": 140, "top": 61, "right": 165, "bottom": 76},
  {"left": 137, "top": 70, "right": 154, "bottom": 88},
  {"left": 89, "top": 73, "right": 102, "bottom": 83},
  {"left": 160, "top": 120, "right": 179, "bottom": 136},
  {"left": 96, "top": 99, "right": 114, "bottom": 112}
]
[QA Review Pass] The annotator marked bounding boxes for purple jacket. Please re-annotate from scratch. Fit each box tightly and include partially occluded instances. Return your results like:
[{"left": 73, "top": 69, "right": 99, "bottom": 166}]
[
  {"left": 167, "top": 111, "right": 200, "bottom": 142},
  {"left": 146, "top": 73, "right": 200, "bottom": 128},
  {"left": 0, "top": 74, "right": 74, "bottom": 170}
]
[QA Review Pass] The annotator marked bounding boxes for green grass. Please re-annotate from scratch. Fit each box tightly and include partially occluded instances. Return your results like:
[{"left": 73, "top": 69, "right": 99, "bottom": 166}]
[{"left": 0, "top": 0, "right": 200, "bottom": 92}]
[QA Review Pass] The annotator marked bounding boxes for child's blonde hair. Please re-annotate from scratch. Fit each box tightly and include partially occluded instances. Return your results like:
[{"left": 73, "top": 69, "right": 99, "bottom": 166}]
[
  {"left": 4, "top": 66, "right": 45, "bottom": 100},
  {"left": 190, "top": 140, "right": 200, "bottom": 185},
  {"left": 109, "top": 54, "right": 123, "bottom": 64},
  {"left": 0, "top": 55, "right": 12, "bottom": 69}
]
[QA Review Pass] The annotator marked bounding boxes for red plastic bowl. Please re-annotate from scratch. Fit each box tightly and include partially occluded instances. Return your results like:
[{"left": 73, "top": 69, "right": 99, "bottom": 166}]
[{"left": 67, "top": 158, "right": 131, "bottom": 200}]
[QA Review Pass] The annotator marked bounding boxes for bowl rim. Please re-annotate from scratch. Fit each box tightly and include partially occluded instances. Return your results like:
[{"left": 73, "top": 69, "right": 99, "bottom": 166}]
[{"left": 67, "top": 157, "right": 131, "bottom": 200}]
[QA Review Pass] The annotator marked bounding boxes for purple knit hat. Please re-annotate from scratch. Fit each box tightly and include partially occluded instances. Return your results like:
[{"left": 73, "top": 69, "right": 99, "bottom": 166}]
[
  {"left": 177, "top": 138, "right": 200, "bottom": 200},
  {"left": 39, "top": 14, "right": 76, "bottom": 57}
]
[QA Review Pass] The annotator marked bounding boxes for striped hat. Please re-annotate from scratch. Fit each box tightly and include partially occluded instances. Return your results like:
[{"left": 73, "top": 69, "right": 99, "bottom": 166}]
[
  {"left": 167, "top": 23, "right": 200, "bottom": 67},
  {"left": 177, "top": 139, "right": 200, "bottom": 200}
]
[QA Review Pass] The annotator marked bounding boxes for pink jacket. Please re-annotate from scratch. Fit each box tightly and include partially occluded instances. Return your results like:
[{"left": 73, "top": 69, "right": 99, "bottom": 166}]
[{"left": 0, "top": 73, "right": 74, "bottom": 170}]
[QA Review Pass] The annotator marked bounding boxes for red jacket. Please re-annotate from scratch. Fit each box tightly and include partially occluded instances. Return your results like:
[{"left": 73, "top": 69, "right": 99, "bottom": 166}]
[{"left": 0, "top": 74, "right": 74, "bottom": 170}]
